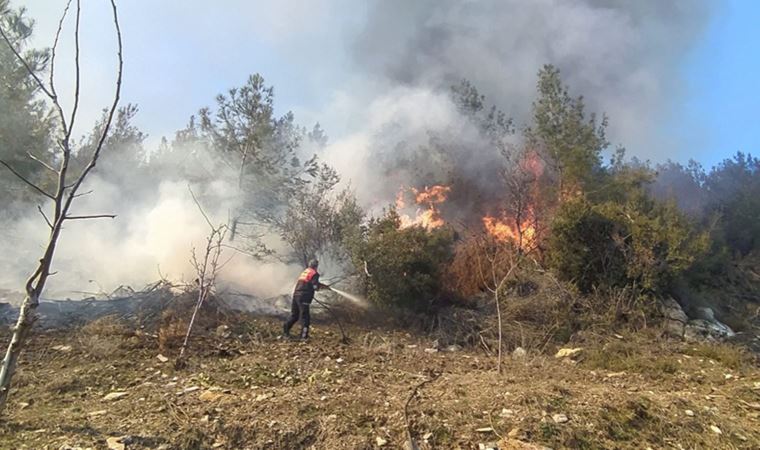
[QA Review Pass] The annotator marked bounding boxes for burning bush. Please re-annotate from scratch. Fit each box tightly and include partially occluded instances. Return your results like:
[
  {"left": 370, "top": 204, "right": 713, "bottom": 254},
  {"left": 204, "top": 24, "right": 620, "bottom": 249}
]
[
  {"left": 350, "top": 209, "right": 455, "bottom": 312},
  {"left": 444, "top": 234, "right": 520, "bottom": 301},
  {"left": 548, "top": 196, "right": 709, "bottom": 294}
]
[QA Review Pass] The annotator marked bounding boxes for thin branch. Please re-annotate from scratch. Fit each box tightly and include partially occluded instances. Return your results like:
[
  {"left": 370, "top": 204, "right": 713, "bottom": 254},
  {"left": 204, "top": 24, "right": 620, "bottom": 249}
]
[
  {"left": 0, "top": 160, "right": 55, "bottom": 200},
  {"left": 72, "top": 189, "right": 93, "bottom": 199},
  {"left": 0, "top": 24, "right": 54, "bottom": 99},
  {"left": 188, "top": 186, "right": 214, "bottom": 229},
  {"left": 26, "top": 152, "right": 57, "bottom": 173},
  {"left": 65, "top": 0, "right": 81, "bottom": 142},
  {"left": 49, "top": 0, "right": 74, "bottom": 133},
  {"left": 61, "top": 0, "right": 123, "bottom": 204},
  {"left": 65, "top": 214, "right": 117, "bottom": 220},
  {"left": 37, "top": 206, "right": 53, "bottom": 229},
  {"left": 403, "top": 373, "right": 440, "bottom": 450},
  {"left": 313, "top": 297, "right": 350, "bottom": 344}
]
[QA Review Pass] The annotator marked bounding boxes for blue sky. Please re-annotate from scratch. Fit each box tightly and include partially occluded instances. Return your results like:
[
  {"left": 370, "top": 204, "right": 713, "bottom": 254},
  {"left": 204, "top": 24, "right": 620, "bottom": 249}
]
[
  {"left": 18, "top": 0, "right": 760, "bottom": 171},
  {"left": 675, "top": 0, "right": 760, "bottom": 169}
]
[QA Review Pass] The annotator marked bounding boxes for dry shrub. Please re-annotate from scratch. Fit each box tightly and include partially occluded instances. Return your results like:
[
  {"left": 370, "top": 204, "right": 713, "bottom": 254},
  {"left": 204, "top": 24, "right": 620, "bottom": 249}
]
[
  {"left": 79, "top": 335, "right": 121, "bottom": 357},
  {"left": 682, "top": 342, "right": 751, "bottom": 370},
  {"left": 444, "top": 234, "right": 517, "bottom": 301},
  {"left": 156, "top": 290, "right": 230, "bottom": 355},
  {"left": 436, "top": 267, "right": 577, "bottom": 351},
  {"left": 433, "top": 303, "right": 484, "bottom": 347},
  {"left": 80, "top": 314, "right": 131, "bottom": 336},
  {"left": 78, "top": 315, "right": 132, "bottom": 357},
  {"left": 583, "top": 340, "right": 680, "bottom": 379}
]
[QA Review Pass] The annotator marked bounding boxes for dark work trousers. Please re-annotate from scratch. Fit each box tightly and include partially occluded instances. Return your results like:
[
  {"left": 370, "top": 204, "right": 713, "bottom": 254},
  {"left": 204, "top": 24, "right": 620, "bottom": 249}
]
[{"left": 284, "top": 296, "right": 311, "bottom": 338}]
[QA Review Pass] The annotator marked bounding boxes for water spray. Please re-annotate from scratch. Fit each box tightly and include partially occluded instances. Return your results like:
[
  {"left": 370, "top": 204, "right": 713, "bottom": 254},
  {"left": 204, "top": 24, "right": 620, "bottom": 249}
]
[{"left": 325, "top": 285, "right": 369, "bottom": 308}]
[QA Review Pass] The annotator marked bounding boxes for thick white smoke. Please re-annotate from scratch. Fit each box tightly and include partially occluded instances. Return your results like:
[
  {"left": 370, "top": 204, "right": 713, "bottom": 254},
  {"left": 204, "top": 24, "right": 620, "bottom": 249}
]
[{"left": 0, "top": 175, "right": 299, "bottom": 300}]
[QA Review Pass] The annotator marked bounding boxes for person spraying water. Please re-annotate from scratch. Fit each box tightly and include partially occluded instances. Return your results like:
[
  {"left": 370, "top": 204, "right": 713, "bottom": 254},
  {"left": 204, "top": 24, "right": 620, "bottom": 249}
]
[
  {"left": 282, "top": 259, "right": 368, "bottom": 340},
  {"left": 283, "top": 259, "right": 330, "bottom": 340}
]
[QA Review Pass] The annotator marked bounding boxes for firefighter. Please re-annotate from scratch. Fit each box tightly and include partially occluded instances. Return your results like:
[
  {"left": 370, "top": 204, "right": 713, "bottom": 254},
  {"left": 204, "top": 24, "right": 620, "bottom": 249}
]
[{"left": 283, "top": 259, "right": 329, "bottom": 340}]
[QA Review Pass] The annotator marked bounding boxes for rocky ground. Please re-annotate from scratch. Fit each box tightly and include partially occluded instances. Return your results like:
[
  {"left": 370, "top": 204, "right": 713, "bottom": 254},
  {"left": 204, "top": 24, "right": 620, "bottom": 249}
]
[{"left": 0, "top": 313, "right": 759, "bottom": 450}]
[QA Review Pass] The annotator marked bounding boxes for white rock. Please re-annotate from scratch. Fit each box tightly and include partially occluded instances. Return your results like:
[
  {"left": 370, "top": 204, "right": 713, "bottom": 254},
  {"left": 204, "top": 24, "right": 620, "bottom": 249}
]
[
  {"left": 500, "top": 408, "right": 514, "bottom": 417},
  {"left": 156, "top": 354, "right": 169, "bottom": 363},
  {"left": 479, "top": 443, "right": 499, "bottom": 450},
  {"left": 554, "top": 348, "right": 583, "bottom": 359},
  {"left": 102, "top": 392, "right": 128, "bottom": 401},
  {"left": 255, "top": 393, "right": 272, "bottom": 402},
  {"left": 424, "top": 348, "right": 438, "bottom": 354},
  {"left": 685, "top": 410, "right": 694, "bottom": 417},
  {"left": 552, "top": 413, "right": 569, "bottom": 423},
  {"left": 512, "top": 347, "right": 527, "bottom": 359},
  {"left": 106, "top": 436, "right": 126, "bottom": 450},
  {"left": 376, "top": 436, "right": 388, "bottom": 446},
  {"left": 710, "top": 425, "right": 722, "bottom": 435}
]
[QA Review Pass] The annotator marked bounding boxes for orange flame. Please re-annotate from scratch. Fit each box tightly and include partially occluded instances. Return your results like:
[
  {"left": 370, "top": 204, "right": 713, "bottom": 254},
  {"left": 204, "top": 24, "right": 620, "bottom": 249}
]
[
  {"left": 482, "top": 214, "right": 537, "bottom": 251},
  {"left": 413, "top": 185, "right": 450, "bottom": 204},
  {"left": 396, "top": 185, "right": 450, "bottom": 230}
]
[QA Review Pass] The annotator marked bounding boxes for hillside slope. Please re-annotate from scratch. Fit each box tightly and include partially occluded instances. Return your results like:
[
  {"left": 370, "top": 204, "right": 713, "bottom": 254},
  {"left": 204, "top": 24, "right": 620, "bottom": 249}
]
[{"left": 1, "top": 316, "right": 759, "bottom": 449}]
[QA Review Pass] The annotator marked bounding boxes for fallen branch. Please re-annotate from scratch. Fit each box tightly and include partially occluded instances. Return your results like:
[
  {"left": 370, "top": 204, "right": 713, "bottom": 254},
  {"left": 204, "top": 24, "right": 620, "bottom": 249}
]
[
  {"left": 403, "top": 372, "right": 441, "bottom": 450},
  {"left": 312, "top": 297, "right": 349, "bottom": 344}
]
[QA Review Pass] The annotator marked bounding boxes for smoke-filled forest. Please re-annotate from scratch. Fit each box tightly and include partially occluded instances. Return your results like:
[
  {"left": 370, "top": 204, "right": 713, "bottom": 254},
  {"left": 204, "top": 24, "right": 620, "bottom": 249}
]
[{"left": 1, "top": 1, "right": 759, "bottom": 449}]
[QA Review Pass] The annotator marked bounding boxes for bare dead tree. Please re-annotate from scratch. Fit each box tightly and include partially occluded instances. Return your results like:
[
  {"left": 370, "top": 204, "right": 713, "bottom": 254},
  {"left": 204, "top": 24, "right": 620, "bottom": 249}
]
[
  {"left": 473, "top": 234, "right": 518, "bottom": 374},
  {"left": 502, "top": 145, "right": 545, "bottom": 255},
  {"left": 0, "top": 0, "right": 123, "bottom": 413},
  {"left": 175, "top": 188, "right": 229, "bottom": 368}
]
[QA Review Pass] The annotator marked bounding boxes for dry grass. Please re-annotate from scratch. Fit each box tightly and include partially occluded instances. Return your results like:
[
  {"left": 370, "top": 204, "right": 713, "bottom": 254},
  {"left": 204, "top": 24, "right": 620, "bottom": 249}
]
[
  {"left": 2, "top": 314, "right": 758, "bottom": 450},
  {"left": 682, "top": 342, "right": 752, "bottom": 370}
]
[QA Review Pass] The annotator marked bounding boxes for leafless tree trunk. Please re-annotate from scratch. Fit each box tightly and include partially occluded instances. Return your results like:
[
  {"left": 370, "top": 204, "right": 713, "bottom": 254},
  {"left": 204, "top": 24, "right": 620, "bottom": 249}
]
[
  {"left": 176, "top": 188, "right": 229, "bottom": 368},
  {"left": 0, "top": 0, "right": 123, "bottom": 413},
  {"left": 474, "top": 235, "right": 517, "bottom": 374}
]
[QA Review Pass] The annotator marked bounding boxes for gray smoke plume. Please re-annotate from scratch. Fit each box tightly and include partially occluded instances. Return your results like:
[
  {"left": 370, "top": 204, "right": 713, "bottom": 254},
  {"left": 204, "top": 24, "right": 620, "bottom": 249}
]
[
  {"left": 352, "top": 0, "right": 710, "bottom": 153},
  {"left": 318, "top": 0, "right": 712, "bottom": 214},
  {"left": 0, "top": 0, "right": 713, "bottom": 299}
]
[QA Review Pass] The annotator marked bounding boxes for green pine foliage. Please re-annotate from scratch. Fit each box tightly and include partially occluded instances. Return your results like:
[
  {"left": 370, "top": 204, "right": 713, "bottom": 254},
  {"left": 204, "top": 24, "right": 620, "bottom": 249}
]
[{"left": 349, "top": 210, "right": 455, "bottom": 311}]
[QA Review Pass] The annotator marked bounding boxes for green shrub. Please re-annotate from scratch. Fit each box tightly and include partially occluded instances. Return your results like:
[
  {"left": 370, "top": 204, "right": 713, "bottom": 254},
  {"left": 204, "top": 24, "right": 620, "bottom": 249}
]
[
  {"left": 349, "top": 210, "right": 455, "bottom": 311},
  {"left": 547, "top": 195, "right": 708, "bottom": 293}
]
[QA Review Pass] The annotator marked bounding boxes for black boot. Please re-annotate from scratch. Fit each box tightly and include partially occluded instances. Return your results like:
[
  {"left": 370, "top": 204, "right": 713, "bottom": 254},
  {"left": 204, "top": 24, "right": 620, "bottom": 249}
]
[{"left": 282, "top": 323, "right": 292, "bottom": 339}]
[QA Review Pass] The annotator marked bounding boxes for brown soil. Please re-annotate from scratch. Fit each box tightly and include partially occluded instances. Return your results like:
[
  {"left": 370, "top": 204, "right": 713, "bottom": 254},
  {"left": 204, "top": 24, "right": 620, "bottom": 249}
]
[{"left": 1, "top": 317, "right": 759, "bottom": 450}]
